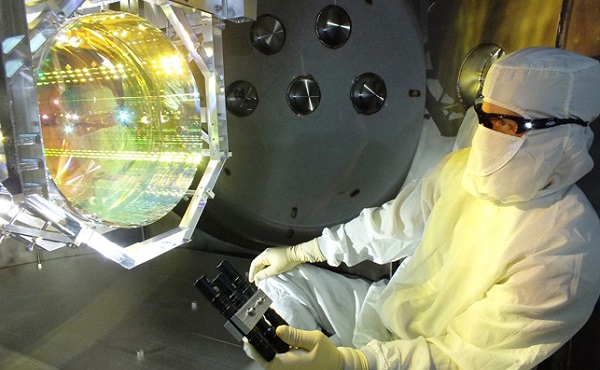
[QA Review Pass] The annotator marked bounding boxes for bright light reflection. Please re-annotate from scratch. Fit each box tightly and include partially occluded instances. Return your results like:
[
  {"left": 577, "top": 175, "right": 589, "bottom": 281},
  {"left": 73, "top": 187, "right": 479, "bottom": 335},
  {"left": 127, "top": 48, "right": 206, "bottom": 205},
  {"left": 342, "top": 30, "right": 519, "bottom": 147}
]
[
  {"left": 35, "top": 11, "right": 204, "bottom": 227},
  {"left": 0, "top": 199, "right": 14, "bottom": 218}
]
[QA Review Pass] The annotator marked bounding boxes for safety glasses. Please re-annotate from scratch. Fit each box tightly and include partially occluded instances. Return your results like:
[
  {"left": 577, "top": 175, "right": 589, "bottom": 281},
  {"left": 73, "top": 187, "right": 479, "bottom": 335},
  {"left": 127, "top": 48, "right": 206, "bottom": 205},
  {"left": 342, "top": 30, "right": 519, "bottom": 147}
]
[{"left": 474, "top": 104, "right": 587, "bottom": 134}]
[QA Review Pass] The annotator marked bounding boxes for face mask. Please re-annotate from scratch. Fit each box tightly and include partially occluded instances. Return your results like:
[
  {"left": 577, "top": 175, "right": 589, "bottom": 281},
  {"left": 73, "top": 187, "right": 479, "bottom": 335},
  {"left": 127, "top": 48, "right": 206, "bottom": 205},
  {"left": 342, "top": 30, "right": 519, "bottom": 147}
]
[
  {"left": 464, "top": 126, "right": 525, "bottom": 176},
  {"left": 461, "top": 125, "right": 590, "bottom": 204}
]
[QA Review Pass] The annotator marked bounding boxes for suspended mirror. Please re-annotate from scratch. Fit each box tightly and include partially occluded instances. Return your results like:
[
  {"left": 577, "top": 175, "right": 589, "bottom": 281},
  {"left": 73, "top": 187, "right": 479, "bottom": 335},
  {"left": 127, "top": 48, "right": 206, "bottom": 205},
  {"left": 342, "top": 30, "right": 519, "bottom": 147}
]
[{"left": 35, "top": 11, "right": 203, "bottom": 227}]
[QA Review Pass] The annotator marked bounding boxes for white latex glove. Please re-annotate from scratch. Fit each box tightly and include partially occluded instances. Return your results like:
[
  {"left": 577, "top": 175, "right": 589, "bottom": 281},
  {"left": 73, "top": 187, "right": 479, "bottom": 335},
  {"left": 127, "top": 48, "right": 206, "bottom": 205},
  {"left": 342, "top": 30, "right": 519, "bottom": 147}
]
[
  {"left": 248, "top": 239, "right": 325, "bottom": 283},
  {"left": 243, "top": 325, "right": 368, "bottom": 370}
]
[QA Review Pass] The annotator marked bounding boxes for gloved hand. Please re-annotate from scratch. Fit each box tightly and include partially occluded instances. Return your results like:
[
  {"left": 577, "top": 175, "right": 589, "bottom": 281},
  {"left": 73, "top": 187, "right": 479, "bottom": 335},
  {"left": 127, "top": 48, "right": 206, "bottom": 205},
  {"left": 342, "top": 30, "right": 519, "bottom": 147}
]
[
  {"left": 248, "top": 239, "right": 325, "bottom": 283},
  {"left": 243, "top": 325, "right": 368, "bottom": 370}
]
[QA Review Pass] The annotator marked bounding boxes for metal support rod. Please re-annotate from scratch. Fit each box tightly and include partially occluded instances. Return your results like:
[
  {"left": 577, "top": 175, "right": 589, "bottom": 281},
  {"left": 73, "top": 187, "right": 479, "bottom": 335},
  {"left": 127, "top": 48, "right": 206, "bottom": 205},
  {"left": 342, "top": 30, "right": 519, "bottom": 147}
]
[
  {"left": 47, "top": 0, "right": 87, "bottom": 18},
  {"left": 159, "top": 4, "right": 229, "bottom": 241},
  {"left": 555, "top": 0, "right": 575, "bottom": 48}
]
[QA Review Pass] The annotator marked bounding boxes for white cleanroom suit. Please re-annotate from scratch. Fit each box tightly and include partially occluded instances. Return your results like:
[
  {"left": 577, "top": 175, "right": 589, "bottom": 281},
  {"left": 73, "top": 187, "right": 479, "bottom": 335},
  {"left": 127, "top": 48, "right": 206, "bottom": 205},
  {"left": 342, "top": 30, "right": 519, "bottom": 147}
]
[
  {"left": 261, "top": 126, "right": 600, "bottom": 369},
  {"left": 250, "top": 47, "right": 600, "bottom": 369}
]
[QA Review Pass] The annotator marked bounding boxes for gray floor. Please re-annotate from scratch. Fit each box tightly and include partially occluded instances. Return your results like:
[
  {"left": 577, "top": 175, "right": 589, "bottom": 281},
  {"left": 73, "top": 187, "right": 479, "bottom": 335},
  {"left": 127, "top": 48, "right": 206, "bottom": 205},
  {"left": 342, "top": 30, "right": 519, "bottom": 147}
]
[
  {"left": 0, "top": 248, "right": 262, "bottom": 370},
  {"left": 4, "top": 239, "right": 597, "bottom": 370}
]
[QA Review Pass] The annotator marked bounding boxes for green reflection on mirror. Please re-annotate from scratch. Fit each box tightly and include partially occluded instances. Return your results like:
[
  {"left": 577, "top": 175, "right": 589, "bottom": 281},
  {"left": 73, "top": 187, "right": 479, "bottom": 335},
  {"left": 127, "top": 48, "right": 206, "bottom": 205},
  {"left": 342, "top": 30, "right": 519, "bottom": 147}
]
[{"left": 36, "top": 11, "right": 203, "bottom": 227}]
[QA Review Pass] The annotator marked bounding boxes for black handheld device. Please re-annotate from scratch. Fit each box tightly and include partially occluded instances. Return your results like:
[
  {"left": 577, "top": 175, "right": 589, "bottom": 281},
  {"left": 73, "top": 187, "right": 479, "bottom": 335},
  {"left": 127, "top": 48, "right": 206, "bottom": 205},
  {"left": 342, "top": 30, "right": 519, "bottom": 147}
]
[{"left": 194, "top": 260, "right": 290, "bottom": 361}]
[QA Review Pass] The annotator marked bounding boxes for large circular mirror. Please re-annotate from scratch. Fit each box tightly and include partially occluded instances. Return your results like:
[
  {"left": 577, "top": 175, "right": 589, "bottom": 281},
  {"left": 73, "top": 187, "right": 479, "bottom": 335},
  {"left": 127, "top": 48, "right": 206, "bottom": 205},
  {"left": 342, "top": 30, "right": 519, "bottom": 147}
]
[{"left": 36, "top": 12, "right": 203, "bottom": 227}]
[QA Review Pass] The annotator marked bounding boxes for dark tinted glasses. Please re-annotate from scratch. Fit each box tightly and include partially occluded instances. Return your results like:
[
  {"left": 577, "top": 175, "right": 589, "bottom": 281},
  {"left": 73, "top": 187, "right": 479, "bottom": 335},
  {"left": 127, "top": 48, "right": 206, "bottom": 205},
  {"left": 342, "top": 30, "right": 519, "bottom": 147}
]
[{"left": 474, "top": 104, "right": 587, "bottom": 134}]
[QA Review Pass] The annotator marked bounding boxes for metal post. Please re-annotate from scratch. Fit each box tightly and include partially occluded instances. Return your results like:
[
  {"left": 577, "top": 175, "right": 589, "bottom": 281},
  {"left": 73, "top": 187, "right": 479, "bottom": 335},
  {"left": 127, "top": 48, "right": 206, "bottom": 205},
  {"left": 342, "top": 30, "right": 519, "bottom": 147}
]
[
  {"left": 0, "top": 0, "right": 49, "bottom": 196},
  {"left": 555, "top": 0, "right": 575, "bottom": 48}
]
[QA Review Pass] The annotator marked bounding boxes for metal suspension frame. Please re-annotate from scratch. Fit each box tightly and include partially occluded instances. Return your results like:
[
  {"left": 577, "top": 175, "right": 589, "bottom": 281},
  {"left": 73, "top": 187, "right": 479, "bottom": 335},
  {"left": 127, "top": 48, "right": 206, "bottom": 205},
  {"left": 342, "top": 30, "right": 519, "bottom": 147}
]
[{"left": 0, "top": 0, "right": 255, "bottom": 268}]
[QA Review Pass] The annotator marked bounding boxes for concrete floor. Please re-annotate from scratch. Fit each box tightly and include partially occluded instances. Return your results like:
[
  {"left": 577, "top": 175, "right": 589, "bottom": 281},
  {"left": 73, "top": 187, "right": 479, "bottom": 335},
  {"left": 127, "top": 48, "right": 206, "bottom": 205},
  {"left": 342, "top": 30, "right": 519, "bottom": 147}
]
[{"left": 0, "top": 248, "right": 262, "bottom": 370}]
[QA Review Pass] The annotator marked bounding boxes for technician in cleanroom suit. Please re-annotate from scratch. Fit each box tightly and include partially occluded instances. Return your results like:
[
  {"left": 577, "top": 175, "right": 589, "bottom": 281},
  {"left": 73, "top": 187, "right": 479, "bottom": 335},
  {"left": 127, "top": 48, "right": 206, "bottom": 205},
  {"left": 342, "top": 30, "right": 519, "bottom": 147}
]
[{"left": 244, "top": 47, "right": 600, "bottom": 370}]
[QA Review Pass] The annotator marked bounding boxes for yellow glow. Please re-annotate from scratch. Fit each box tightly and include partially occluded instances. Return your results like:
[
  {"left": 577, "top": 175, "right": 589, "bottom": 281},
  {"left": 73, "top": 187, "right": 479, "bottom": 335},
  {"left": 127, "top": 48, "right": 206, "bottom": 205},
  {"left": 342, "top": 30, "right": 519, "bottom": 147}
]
[
  {"left": 69, "top": 36, "right": 81, "bottom": 47},
  {"left": 204, "top": 46, "right": 214, "bottom": 59},
  {"left": 35, "top": 11, "right": 203, "bottom": 227},
  {"left": 160, "top": 55, "right": 185, "bottom": 75}
]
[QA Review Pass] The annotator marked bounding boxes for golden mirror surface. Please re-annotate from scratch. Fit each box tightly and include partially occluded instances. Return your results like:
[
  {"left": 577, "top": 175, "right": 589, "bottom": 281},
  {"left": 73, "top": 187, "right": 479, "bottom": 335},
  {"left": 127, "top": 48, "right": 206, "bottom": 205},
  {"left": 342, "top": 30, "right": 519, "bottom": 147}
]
[{"left": 36, "top": 11, "right": 203, "bottom": 227}]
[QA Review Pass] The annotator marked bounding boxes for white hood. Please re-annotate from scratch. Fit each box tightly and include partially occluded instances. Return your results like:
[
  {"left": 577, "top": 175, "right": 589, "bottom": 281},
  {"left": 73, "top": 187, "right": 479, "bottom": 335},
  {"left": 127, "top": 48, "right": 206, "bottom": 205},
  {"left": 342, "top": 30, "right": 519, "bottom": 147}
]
[{"left": 482, "top": 47, "right": 600, "bottom": 122}]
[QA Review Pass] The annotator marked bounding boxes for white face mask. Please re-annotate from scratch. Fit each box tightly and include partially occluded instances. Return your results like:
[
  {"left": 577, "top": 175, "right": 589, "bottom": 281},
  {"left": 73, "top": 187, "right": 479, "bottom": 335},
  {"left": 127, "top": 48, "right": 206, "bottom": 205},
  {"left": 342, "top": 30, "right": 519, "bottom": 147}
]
[
  {"left": 461, "top": 125, "right": 594, "bottom": 204},
  {"left": 464, "top": 126, "right": 525, "bottom": 176}
]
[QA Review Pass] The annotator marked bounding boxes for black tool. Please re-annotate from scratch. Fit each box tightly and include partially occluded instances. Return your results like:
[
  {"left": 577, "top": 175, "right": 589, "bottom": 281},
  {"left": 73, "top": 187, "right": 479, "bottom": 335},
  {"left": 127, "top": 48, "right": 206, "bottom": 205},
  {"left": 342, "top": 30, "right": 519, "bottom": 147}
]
[
  {"left": 217, "top": 259, "right": 288, "bottom": 328},
  {"left": 194, "top": 260, "right": 290, "bottom": 361}
]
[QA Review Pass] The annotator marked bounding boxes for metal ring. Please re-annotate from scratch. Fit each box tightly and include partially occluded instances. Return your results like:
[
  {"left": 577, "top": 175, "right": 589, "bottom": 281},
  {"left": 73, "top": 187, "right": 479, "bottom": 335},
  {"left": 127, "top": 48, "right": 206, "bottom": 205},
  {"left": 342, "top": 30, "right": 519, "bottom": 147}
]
[
  {"left": 286, "top": 76, "right": 321, "bottom": 115},
  {"left": 315, "top": 5, "right": 351, "bottom": 49},
  {"left": 350, "top": 73, "right": 386, "bottom": 115},
  {"left": 457, "top": 43, "right": 504, "bottom": 109},
  {"left": 226, "top": 80, "right": 259, "bottom": 117},
  {"left": 251, "top": 14, "right": 286, "bottom": 55}
]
